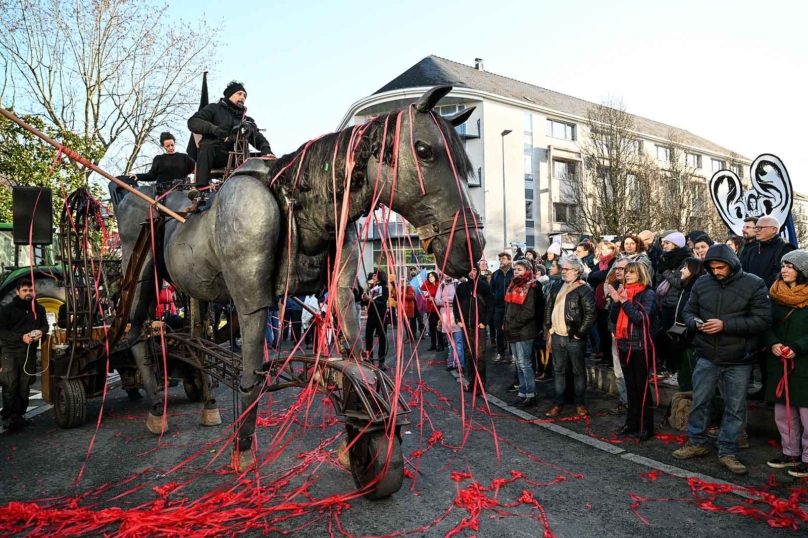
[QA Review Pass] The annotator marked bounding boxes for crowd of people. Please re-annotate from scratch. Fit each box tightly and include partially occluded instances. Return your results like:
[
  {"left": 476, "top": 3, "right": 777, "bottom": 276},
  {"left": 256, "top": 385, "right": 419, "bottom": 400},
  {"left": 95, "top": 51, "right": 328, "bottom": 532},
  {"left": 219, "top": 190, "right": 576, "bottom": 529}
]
[{"left": 350, "top": 215, "right": 806, "bottom": 479}]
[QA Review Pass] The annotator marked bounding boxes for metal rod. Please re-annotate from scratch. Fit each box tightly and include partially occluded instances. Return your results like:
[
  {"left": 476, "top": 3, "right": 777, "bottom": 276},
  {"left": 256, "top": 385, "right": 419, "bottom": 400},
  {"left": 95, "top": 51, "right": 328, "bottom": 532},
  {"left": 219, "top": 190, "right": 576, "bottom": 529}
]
[{"left": 0, "top": 106, "right": 186, "bottom": 223}]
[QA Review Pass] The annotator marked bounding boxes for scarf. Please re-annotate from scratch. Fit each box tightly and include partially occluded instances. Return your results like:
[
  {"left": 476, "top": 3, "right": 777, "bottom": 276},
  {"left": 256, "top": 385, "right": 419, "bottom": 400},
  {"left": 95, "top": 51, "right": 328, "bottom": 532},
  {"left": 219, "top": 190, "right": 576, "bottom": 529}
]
[
  {"left": 770, "top": 279, "right": 808, "bottom": 309},
  {"left": 505, "top": 271, "right": 535, "bottom": 305},
  {"left": 616, "top": 283, "right": 647, "bottom": 340},
  {"left": 594, "top": 254, "right": 614, "bottom": 309}
]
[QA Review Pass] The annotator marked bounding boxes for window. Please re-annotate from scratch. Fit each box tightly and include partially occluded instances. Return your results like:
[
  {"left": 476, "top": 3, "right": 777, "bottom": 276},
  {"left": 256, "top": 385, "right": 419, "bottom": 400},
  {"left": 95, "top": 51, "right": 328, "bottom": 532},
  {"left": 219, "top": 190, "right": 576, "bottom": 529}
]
[
  {"left": 526, "top": 234, "right": 535, "bottom": 248},
  {"left": 630, "top": 140, "right": 643, "bottom": 154},
  {"left": 526, "top": 221, "right": 534, "bottom": 230},
  {"left": 525, "top": 188, "right": 534, "bottom": 199},
  {"left": 546, "top": 119, "right": 576, "bottom": 141},
  {"left": 523, "top": 113, "right": 533, "bottom": 135},
  {"left": 656, "top": 145, "right": 671, "bottom": 162},
  {"left": 469, "top": 166, "right": 481, "bottom": 187},
  {"left": 524, "top": 154, "right": 533, "bottom": 182},
  {"left": 553, "top": 203, "right": 576, "bottom": 223},
  {"left": 525, "top": 200, "right": 534, "bottom": 221},
  {"left": 730, "top": 164, "right": 742, "bottom": 177},
  {"left": 711, "top": 158, "right": 725, "bottom": 172},
  {"left": 686, "top": 153, "right": 702, "bottom": 168},
  {"left": 553, "top": 160, "right": 571, "bottom": 179},
  {"left": 437, "top": 104, "right": 466, "bottom": 136}
]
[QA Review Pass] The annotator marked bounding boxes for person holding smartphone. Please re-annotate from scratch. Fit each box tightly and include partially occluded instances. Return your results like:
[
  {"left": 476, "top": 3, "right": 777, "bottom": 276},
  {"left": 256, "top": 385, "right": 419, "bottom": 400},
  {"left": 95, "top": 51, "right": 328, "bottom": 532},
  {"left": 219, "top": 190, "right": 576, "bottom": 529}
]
[
  {"left": 0, "top": 279, "right": 49, "bottom": 432},
  {"left": 673, "top": 244, "right": 771, "bottom": 476}
]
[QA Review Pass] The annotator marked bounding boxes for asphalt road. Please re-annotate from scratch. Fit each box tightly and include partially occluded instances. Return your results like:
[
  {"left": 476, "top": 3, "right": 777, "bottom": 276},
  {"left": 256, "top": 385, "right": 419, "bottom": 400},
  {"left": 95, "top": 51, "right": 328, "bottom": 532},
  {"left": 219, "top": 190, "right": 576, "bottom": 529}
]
[{"left": 1, "top": 337, "right": 806, "bottom": 537}]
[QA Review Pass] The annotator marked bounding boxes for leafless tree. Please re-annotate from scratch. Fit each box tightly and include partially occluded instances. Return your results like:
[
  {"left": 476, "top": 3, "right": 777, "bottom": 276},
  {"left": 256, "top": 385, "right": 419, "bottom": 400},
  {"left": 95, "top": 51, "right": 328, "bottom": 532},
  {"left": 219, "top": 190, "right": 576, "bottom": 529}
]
[
  {"left": 562, "top": 99, "right": 659, "bottom": 239},
  {"left": 0, "top": 0, "right": 220, "bottom": 176},
  {"left": 655, "top": 130, "right": 704, "bottom": 233}
]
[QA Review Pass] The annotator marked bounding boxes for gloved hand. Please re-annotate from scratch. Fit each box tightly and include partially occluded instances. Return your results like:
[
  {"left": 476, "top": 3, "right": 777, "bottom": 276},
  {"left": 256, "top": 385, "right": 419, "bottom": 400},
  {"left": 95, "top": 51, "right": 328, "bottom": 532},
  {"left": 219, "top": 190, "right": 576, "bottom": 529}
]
[
  {"left": 260, "top": 148, "right": 274, "bottom": 157},
  {"left": 215, "top": 127, "right": 229, "bottom": 141}
]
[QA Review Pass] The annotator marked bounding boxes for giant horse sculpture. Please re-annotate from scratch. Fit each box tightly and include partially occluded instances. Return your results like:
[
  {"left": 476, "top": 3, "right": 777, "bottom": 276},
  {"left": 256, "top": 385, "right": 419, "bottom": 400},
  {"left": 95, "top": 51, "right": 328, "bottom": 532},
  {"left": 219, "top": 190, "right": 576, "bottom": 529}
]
[{"left": 114, "top": 86, "right": 485, "bottom": 472}]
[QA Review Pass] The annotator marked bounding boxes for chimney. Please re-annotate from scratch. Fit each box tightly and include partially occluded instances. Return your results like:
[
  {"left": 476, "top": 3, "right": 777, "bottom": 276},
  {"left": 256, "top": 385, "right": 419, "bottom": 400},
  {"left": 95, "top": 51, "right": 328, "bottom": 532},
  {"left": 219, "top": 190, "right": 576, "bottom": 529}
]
[{"left": 474, "top": 58, "right": 484, "bottom": 71}]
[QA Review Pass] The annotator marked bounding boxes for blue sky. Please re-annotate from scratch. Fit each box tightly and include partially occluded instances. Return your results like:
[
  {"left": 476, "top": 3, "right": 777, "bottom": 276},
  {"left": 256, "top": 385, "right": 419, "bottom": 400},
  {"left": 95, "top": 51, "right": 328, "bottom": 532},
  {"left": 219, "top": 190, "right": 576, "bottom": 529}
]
[{"left": 167, "top": 0, "right": 808, "bottom": 193}]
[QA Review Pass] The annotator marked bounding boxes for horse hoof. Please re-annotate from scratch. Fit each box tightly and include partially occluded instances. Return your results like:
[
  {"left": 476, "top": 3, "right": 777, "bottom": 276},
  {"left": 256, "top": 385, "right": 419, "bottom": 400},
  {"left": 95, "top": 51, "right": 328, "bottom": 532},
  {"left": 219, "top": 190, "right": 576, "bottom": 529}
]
[
  {"left": 231, "top": 448, "right": 256, "bottom": 473},
  {"left": 146, "top": 412, "right": 167, "bottom": 435},
  {"left": 337, "top": 439, "right": 351, "bottom": 470},
  {"left": 201, "top": 408, "right": 222, "bottom": 426}
]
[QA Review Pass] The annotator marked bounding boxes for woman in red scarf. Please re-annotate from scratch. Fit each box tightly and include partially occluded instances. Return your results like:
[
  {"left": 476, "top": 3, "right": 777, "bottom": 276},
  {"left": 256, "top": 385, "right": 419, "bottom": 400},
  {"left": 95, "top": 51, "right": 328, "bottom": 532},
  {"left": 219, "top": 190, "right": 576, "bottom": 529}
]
[
  {"left": 420, "top": 271, "right": 445, "bottom": 351},
  {"left": 607, "top": 261, "right": 658, "bottom": 441},
  {"left": 586, "top": 241, "right": 617, "bottom": 366},
  {"left": 504, "top": 260, "right": 544, "bottom": 407}
]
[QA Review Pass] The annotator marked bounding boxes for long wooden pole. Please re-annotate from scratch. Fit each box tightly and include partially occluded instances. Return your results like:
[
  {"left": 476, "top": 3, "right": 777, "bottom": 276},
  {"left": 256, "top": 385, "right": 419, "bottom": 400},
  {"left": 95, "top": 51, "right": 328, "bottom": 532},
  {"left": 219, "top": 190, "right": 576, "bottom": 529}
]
[{"left": 0, "top": 106, "right": 186, "bottom": 223}]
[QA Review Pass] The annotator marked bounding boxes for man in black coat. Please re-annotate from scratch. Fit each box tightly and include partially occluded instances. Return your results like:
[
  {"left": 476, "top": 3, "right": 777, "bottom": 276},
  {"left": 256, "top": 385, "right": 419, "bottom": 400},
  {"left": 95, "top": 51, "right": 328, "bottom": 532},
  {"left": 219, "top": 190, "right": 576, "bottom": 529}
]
[
  {"left": 544, "top": 256, "right": 597, "bottom": 418},
  {"left": 0, "top": 279, "right": 49, "bottom": 431},
  {"left": 674, "top": 244, "right": 772, "bottom": 475},
  {"left": 490, "top": 252, "right": 514, "bottom": 362},
  {"left": 187, "top": 81, "right": 274, "bottom": 187},
  {"left": 454, "top": 266, "right": 495, "bottom": 391},
  {"left": 740, "top": 215, "right": 795, "bottom": 288}
]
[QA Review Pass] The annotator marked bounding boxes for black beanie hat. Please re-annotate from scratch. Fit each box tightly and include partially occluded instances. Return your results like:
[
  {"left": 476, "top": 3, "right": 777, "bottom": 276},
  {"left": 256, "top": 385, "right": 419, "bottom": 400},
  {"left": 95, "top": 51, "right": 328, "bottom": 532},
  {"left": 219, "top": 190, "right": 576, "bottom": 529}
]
[{"left": 224, "top": 81, "right": 246, "bottom": 99}]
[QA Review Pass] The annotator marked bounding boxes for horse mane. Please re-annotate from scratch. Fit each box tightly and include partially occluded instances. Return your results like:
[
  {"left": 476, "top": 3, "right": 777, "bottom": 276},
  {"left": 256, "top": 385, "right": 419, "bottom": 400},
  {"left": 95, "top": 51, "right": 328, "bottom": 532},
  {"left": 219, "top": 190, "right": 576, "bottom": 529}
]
[{"left": 266, "top": 108, "right": 474, "bottom": 197}]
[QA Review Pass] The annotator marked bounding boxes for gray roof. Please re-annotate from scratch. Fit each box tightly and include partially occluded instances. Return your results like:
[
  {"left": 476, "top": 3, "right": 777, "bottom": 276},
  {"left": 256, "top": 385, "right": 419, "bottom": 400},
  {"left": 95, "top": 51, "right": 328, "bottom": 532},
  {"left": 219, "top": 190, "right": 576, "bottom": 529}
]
[{"left": 375, "top": 55, "right": 745, "bottom": 159}]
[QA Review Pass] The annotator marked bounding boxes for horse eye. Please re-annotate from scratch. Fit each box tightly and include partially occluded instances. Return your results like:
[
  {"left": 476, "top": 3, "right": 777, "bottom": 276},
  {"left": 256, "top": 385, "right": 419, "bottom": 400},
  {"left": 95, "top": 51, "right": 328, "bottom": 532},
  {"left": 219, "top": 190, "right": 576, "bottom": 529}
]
[{"left": 415, "top": 141, "right": 433, "bottom": 161}]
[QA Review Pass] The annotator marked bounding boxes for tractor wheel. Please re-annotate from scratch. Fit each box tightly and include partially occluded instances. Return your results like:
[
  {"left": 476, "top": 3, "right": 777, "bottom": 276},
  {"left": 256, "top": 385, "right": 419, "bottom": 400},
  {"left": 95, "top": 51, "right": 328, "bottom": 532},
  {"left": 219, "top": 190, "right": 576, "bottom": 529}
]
[
  {"left": 183, "top": 369, "right": 204, "bottom": 402},
  {"left": 54, "top": 378, "right": 87, "bottom": 429},
  {"left": 348, "top": 429, "right": 404, "bottom": 500}
]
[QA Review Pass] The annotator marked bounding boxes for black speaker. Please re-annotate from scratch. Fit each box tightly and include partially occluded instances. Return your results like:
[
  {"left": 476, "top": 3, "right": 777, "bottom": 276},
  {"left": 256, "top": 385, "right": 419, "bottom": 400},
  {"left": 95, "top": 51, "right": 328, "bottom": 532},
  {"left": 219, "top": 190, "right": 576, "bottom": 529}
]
[{"left": 12, "top": 186, "right": 53, "bottom": 245}]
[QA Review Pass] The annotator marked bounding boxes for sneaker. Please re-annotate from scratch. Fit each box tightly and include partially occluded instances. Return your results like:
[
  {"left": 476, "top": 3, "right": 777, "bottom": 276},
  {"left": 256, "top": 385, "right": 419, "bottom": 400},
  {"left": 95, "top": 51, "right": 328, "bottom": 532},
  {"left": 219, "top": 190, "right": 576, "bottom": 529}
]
[
  {"left": 513, "top": 396, "right": 526, "bottom": 406},
  {"left": 707, "top": 426, "right": 719, "bottom": 439},
  {"left": 546, "top": 406, "right": 563, "bottom": 418},
  {"left": 655, "top": 369, "right": 673, "bottom": 379},
  {"left": 787, "top": 462, "right": 808, "bottom": 478},
  {"left": 662, "top": 374, "right": 679, "bottom": 387},
  {"left": 767, "top": 456, "right": 799, "bottom": 469},
  {"left": 494, "top": 354, "right": 506, "bottom": 364},
  {"left": 673, "top": 441, "right": 709, "bottom": 460},
  {"left": 536, "top": 372, "right": 553, "bottom": 383},
  {"left": 506, "top": 384, "right": 519, "bottom": 393},
  {"left": 607, "top": 403, "right": 627, "bottom": 416},
  {"left": 515, "top": 396, "right": 537, "bottom": 408},
  {"left": 718, "top": 455, "right": 747, "bottom": 475}
]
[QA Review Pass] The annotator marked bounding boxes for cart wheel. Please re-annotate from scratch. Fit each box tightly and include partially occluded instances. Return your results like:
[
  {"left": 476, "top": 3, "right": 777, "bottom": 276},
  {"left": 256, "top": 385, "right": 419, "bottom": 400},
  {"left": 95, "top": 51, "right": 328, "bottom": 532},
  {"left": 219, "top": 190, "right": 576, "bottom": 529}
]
[
  {"left": 348, "top": 429, "right": 404, "bottom": 500},
  {"left": 183, "top": 370, "right": 203, "bottom": 402},
  {"left": 54, "top": 378, "right": 87, "bottom": 429}
]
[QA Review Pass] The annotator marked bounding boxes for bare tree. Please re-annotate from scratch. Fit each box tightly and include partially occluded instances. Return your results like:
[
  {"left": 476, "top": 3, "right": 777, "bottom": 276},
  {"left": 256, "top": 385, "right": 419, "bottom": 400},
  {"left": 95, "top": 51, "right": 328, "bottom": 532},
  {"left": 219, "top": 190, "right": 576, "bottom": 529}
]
[
  {"left": 0, "top": 0, "right": 220, "bottom": 176},
  {"left": 563, "top": 99, "right": 659, "bottom": 239},
  {"left": 655, "top": 130, "right": 702, "bottom": 233}
]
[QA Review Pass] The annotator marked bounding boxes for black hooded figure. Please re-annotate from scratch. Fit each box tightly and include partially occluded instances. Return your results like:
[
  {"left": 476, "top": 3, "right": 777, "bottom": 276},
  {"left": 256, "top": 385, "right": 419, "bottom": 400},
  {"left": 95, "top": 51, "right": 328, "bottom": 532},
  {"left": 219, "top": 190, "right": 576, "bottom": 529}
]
[{"left": 187, "top": 81, "right": 273, "bottom": 187}]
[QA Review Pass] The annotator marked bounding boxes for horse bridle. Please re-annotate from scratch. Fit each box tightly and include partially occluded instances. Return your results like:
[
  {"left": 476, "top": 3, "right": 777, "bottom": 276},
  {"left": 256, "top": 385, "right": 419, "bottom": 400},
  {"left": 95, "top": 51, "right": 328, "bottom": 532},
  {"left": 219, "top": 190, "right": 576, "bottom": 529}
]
[{"left": 415, "top": 207, "right": 483, "bottom": 253}]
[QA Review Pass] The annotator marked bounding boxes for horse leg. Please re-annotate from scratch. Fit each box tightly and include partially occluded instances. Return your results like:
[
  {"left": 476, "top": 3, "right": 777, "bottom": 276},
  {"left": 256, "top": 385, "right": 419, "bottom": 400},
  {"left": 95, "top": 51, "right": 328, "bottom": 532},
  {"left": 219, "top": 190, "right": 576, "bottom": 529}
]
[
  {"left": 336, "top": 226, "right": 362, "bottom": 357},
  {"left": 127, "top": 260, "right": 166, "bottom": 434},
  {"left": 188, "top": 299, "right": 221, "bottom": 426},
  {"left": 232, "top": 307, "right": 267, "bottom": 472}
]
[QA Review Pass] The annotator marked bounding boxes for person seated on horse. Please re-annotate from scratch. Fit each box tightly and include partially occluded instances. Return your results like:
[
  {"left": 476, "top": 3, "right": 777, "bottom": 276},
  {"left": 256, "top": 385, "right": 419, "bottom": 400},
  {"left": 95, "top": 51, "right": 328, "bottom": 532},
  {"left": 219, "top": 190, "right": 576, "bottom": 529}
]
[
  {"left": 130, "top": 132, "right": 196, "bottom": 192},
  {"left": 187, "top": 81, "right": 275, "bottom": 188}
]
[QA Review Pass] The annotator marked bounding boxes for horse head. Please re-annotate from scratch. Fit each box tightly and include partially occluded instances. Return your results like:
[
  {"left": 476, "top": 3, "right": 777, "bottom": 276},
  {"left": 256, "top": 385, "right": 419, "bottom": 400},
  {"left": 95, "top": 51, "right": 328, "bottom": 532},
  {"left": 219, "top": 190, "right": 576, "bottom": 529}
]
[{"left": 369, "top": 86, "right": 485, "bottom": 278}]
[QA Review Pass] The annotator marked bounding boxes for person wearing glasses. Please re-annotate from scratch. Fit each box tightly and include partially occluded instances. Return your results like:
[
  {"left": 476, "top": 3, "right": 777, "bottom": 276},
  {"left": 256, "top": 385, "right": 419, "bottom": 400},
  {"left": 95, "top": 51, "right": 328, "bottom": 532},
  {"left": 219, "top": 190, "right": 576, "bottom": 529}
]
[
  {"left": 739, "top": 215, "right": 796, "bottom": 400},
  {"left": 740, "top": 215, "right": 796, "bottom": 288}
]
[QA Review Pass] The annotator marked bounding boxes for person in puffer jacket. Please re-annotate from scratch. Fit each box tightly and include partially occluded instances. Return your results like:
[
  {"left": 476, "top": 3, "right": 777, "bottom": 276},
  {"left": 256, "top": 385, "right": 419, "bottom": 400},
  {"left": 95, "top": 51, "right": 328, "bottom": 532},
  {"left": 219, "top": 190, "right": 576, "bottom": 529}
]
[{"left": 673, "top": 244, "right": 772, "bottom": 476}]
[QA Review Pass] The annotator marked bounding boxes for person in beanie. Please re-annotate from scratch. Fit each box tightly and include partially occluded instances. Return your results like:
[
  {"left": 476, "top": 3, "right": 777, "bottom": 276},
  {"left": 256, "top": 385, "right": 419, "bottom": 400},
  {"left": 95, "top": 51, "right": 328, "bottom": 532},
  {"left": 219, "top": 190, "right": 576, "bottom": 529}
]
[
  {"left": 544, "top": 256, "right": 597, "bottom": 418},
  {"left": 545, "top": 242, "right": 562, "bottom": 272},
  {"left": 188, "top": 81, "right": 274, "bottom": 187},
  {"left": 764, "top": 250, "right": 808, "bottom": 478},
  {"left": 0, "top": 279, "right": 49, "bottom": 431},
  {"left": 454, "top": 266, "right": 495, "bottom": 391},
  {"left": 504, "top": 259, "right": 543, "bottom": 407},
  {"left": 674, "top": 244, "right": 772, "bottom": 475}
]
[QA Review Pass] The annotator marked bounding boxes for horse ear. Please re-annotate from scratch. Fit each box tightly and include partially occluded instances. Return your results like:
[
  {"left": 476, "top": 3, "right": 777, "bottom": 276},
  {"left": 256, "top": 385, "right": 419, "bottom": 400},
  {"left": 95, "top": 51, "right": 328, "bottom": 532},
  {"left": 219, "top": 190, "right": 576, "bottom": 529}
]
[
  {"left": 444, "top": 106, "right": 475, "bottom": 126},
  {"left": 415, "top": 86, "right": 453, "bottom": 113}
]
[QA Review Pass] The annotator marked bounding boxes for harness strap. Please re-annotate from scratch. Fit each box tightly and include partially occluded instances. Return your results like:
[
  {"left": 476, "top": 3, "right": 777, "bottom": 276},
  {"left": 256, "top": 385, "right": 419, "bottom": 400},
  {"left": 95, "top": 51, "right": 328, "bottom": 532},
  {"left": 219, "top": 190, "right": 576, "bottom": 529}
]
[{"left": 416, "top": 207, "right": 482, "bottom": 253}]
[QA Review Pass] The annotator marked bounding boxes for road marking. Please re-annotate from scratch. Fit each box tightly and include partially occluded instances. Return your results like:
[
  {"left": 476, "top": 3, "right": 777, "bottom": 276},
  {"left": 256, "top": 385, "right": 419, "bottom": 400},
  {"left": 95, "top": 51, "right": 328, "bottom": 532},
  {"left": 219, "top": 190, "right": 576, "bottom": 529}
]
[{"left": 484, "top": 389, "right": 808, "bottom": 510}]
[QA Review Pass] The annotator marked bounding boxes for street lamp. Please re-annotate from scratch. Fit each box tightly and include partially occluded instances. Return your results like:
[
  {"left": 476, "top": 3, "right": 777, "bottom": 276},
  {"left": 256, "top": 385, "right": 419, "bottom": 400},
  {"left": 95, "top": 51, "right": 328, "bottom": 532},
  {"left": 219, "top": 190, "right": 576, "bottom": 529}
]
[{"left": 501, "top": 129, "right": 512, "bottom": 249}]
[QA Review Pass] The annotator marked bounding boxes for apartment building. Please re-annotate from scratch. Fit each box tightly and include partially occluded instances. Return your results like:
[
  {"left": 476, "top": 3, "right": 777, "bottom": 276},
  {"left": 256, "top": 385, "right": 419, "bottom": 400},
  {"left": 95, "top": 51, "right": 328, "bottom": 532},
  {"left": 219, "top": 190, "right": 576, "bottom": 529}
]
[{"left": 337, "top": 55, "right": 750, "bottom": 264}]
